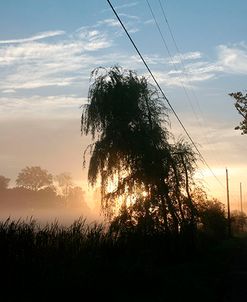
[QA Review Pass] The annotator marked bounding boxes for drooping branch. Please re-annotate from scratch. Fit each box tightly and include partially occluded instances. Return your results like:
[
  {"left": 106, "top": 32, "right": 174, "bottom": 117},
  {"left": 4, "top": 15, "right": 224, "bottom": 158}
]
[{"left": 81, "top": 66, "right": 198, "bottom": 234}]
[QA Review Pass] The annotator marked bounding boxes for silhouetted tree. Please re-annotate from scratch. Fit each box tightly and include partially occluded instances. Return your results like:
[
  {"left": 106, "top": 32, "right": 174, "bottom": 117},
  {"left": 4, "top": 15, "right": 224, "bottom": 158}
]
[
  {"left": 55, "top": 172, "right": 73, "bottom": 198},
  {"left": 81, "top": 66, "right": 197, "bottom": 235},
  {"left": 231, "top": 210, "right": 247, "bottom": 234},
  {"left": 0, "top": 175, "right": 10, "bottom": 190},
  {"left": 193, "top": 188, "right": 227, "bottom": 240},
  {"left": 229, "top": 91, "right": 247, "bottom": 135},
  {"left": 16, "top": 166, "right": 53, "bottom": 191}
]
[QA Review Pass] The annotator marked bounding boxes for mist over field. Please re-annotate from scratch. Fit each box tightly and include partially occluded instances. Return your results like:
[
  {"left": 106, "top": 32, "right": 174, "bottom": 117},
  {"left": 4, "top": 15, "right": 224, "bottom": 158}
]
[
  {"left": 0, "top": 1, "right": 247, "bottom": 301},
  {"left": 0, "top": 170, "right": 102, "bottom": 226},
  {"left": 0, "top": 206, "right": 101, "bottom": 226}
]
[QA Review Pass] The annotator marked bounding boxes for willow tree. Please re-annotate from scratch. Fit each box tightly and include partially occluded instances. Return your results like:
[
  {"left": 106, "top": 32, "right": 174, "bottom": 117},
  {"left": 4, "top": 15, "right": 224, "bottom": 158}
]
[{"left": 81, "top": 66, "right": 196, "bottom": 234}]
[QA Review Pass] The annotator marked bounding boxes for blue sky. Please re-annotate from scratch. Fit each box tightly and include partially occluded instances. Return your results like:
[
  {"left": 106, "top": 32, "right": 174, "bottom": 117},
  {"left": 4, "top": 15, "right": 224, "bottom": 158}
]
[{"left": 0, "top": 0, "right": 247, "bottom": 209}]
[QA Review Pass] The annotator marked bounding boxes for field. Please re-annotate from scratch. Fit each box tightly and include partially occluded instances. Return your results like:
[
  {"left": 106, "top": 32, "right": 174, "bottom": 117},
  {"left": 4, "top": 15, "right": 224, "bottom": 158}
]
[{"left": 1, "top": 217, "right": 246, "bottom": 301}]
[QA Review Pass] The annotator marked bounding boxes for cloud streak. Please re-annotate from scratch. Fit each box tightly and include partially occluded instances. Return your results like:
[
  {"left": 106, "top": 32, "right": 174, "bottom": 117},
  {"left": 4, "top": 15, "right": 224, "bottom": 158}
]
[
  {"left": 217, "top": 43, "right": 247, "bottom": 74},
  {"left": 168, "top": 51, "right": 202, "bottom": 64},
  {"left": 1, "top": 22, "right": 247, "bottom": 95},
  {"left": 0, "top": 31, "right": 65, "bottom": 44},
  {"left": 0, "top": 27, "right": 113, "bottom": 91},
  {"left": 0, "top": 95, "right": 87, "bottom": 118},
  {"left": 154, "top": 44, "right": 247, "bottom": 88}
]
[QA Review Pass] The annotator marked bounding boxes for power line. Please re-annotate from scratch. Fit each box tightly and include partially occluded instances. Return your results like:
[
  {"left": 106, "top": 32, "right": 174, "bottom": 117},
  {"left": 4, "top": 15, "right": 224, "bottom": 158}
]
[
  {"left": 145, "top": 0, "right": 206, "bottom": 181},
  {"left": 145, "top": 0, "right": 201, "bottom": 140},
  {"left": 157, "top": 0, "right": 209, "bottom": 125},
  {"left": 146, "top": 0, "right": 222, "bottom": 185},
  {"left": 158, "top": 0, "right": 180, "bottom": 62},
  {"left": 157, "top": 0, "right": 226, "bottom": 180},
  {"left": 106, "top": 0, "right": 225, "bottom": 189}
]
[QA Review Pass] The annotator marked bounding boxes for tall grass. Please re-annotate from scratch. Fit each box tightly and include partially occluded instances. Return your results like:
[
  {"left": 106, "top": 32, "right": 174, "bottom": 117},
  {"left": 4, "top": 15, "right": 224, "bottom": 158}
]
[
  {"left": 0, "top": 217, "right": 117, "bottom": 299},
  {"left": 0, "top": 216, "right": 234, "bottom": 301}
]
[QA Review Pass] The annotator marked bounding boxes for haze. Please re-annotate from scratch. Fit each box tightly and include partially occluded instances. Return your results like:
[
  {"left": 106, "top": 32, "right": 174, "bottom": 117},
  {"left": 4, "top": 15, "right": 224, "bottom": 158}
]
[{"left": 0, "top": 0, "right": 247, "bottom": 223}]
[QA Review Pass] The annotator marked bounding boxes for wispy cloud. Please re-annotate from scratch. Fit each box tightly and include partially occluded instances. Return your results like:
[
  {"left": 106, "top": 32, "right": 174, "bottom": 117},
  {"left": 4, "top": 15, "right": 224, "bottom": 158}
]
[
  {"left": 101, "top": 1, "right": 139, "bottom": 13},
  {"left": 149, "top": 52, "right": 222, "bottom": 88},
  {"left": 97, "top": 14, "right": 140, "bottom": 34},
  {"left": 0, "top": 95, "right": 87, "bottom": 118},
  {"left": 168, "top": 51, "right": 202, "bottom": 64},
  {"left": 97, "top": 18, "right": 121, "bottom": 28},
  {"left": 119, "top": 13, "right": 140, "bottom": 20},
  {"left": 150, "top": 70, "right": 216, "bottom": 89},
  {"left": 155, "top": 44, "right": 247, "bottom": 88},
  {"left": 143, "top": 19, "right": 155, "bottom": 25},
  {"left": 0, "top": 27, "right": 113, "bottom": 91},
  {"left": 1, "top": 21, "right": 247, "bottom": 95},
  {"left": 76, "top": 28, "right": 112, "bottom": 51},
  {"left": 217, "top": 43, "right": 247, "bottom": 74},
  {"left": 2, "top": 89, "right": 16, "bottom": 94},
  {"left": 115, "top": 2, "right": 139, "bottom": 10},
  {"left": 0, "top": 31, "right": 65, "bottom": 44}
]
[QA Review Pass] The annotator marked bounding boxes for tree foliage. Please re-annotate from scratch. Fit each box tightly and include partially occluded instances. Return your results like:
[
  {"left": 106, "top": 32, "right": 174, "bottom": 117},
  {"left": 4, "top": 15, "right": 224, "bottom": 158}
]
[
  {"left": 229, "top": 91, "right": 247, "bottom": 135},
  {"left": 16, "top": 166, "right": 53, "bottom": 191},
  {"left": 55, "top": 172, "right": 73, "bottom": 197},
  {"left": 193, "top": 188, "right": 227, "bottom": 240},
  {"left": 0, "top": 175, "right": 10, "bottom": 190},
  {"left": 81, "top": 66, "right": 197, "bottom": 234},
  {"left": 231, "top": 210, "right": 247, "bottom": 234}
]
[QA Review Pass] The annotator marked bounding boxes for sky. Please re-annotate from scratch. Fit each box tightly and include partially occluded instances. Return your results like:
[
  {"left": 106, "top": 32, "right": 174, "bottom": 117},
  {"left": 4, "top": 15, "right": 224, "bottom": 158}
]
[{"left": 0, "top": 0, "right": 247, "bottom": 211}]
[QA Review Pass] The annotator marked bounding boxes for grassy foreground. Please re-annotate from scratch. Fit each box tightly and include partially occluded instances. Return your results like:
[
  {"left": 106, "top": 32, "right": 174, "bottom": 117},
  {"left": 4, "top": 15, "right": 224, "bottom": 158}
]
[{"left": 0, "top": 217, "right": 246, "bottom": 301}]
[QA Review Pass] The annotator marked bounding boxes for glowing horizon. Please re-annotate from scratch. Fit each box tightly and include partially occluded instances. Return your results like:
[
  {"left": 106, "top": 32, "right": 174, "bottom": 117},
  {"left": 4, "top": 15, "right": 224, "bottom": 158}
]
[{"left": 0, "top": 0, "right": 247, "bottom": 217}]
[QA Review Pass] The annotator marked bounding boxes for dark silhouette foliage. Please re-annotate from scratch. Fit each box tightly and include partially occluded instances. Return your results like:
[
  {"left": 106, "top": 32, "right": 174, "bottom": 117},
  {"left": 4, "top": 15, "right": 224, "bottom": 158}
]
[
  {"left": 0, "top": 216, "right": 242, "bottom": 301},
  {"left": 81, "top": 66, "right": 197, "bottom": 236},
  {"left": 231, "top": 210, "right": 247, "bottom": 235},
  {"left": 193, "top": 188, "right": 227, "bottom": 241},
  {"left": 229, "top": 91, "right": 247, "bottom": 135}
]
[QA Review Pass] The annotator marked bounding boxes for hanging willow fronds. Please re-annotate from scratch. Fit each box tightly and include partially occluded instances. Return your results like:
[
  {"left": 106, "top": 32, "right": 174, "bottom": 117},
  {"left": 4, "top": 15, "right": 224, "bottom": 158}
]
[{"left": 81, "top": 66, "right": 197, "bottom": 233}]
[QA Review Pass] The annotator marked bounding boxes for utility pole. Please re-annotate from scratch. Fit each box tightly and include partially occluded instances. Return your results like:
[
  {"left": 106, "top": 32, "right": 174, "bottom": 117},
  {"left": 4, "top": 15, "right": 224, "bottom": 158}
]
[
  {"left": 226, "top": 168, "right": 231, "bottom": 237},
  {"left": 240, "top": 182, "right": 243, "bottom": 232},
  {"left": 240, "top": 182, "right": 243, "bottom": 213}
]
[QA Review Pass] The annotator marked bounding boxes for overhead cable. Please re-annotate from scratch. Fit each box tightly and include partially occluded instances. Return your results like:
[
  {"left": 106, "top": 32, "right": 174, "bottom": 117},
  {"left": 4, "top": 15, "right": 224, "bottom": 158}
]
[{"left": 107, "top": 0, "right": 225, "bottom": 189}]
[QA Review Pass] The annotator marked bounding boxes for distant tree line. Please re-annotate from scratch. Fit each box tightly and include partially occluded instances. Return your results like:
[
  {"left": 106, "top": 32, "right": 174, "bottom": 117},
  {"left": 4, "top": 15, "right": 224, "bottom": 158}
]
[{"left": 0, "top": 166, "right": 89, "bottom": 211}]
